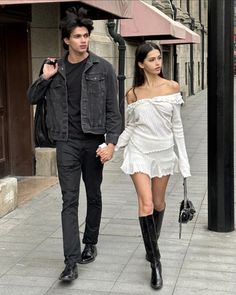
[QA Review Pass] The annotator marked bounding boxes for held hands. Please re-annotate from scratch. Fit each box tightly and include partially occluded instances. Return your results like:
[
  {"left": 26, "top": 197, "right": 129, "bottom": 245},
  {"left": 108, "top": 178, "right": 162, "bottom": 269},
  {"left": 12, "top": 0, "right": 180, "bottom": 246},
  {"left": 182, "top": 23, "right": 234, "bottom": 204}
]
[
  {"left": 42, "top": 58, "right": 58, "bottom": 80},
  {"left": 96, "top": 143, "right": 115, "bottom": 164}
]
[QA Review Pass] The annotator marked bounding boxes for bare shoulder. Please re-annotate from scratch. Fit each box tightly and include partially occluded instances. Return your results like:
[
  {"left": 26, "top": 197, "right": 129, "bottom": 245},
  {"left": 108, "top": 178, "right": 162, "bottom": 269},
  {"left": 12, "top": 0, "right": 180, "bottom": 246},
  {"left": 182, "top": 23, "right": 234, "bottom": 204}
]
[
  {"left": 167, "top": 80, "right": 180, "bottom": 93},
  {"left": 126, "top": 87, "right": 137, "bottom": 105}
]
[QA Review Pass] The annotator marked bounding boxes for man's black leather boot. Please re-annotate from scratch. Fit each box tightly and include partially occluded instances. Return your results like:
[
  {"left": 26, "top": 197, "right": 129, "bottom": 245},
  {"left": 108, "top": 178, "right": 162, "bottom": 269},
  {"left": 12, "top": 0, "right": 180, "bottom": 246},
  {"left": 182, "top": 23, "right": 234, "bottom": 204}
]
[
  {"left": 59, "top": 264, "right": 78, "bottom": 281},
  {"left": 79, "top": 244, "right": 97, "bottom": 264}
]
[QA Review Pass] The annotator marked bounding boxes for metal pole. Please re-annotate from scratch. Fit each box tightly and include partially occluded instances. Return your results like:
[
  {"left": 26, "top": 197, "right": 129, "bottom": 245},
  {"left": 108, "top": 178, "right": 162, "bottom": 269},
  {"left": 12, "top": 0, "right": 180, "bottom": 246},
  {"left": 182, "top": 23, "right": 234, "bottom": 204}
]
[
  {"left": 189, "top": 20, "right": 194, "bottom": 95},
  {"left": 199, "top": 0, "right": 205, "bottom": 90},
  {"left": 107, "top": 20, "right": 126, "bottom": 130},
  {"left": 170, "top": 0, "right": 177, "bottom": 82},
  {"left": 208, "top": 0, "right": 234, "bottom": 232},
  {"left": 186, "top": 0, "right": 194, "bottom": 95},
  {"left": 201, "top": 24, "right": 205, "bottom": 90}
]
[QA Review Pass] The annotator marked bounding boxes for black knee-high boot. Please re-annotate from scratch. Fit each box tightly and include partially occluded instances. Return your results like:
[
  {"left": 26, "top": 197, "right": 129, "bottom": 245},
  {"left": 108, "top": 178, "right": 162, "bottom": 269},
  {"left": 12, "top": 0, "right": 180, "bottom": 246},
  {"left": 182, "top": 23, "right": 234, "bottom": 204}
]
[
  {"left": 146, "top": 208, "right": 165, "bottom": 262},
  {"left": 153, "top": 208, "right": 165, "bottom": 240},
  {"left": 139, "top": 215, "right": 163, "bottom": 290}
]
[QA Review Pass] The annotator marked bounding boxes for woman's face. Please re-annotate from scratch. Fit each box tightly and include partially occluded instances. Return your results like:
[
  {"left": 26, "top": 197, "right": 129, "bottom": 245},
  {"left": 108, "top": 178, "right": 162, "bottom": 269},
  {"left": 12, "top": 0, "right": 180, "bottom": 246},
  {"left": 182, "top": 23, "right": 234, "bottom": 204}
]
[{"left": 138, "top": 49, "right": 162, "bottom": 76}]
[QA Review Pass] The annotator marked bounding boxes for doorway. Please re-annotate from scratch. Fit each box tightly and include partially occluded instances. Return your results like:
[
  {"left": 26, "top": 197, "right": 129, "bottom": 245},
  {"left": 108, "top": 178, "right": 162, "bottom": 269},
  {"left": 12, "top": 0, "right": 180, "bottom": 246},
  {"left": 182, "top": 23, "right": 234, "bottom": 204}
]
[{"left": 0, "top": 23, "right": 34, "bottom": 177}]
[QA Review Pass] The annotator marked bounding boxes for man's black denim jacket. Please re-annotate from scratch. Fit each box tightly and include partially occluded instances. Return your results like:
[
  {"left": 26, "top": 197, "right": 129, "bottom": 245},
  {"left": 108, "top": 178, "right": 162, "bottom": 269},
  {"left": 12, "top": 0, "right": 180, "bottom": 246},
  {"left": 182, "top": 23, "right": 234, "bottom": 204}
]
[{"left": 27, "top": 51, "right": 122, "bottom": 144}]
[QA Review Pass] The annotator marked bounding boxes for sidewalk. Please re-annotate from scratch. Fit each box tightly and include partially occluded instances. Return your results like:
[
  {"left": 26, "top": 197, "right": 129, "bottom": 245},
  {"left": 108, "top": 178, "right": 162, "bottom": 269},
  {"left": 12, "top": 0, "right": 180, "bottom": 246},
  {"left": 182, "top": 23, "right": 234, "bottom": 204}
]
[{"left": 0, "top": 87, "right": 236, "bottom": 295}]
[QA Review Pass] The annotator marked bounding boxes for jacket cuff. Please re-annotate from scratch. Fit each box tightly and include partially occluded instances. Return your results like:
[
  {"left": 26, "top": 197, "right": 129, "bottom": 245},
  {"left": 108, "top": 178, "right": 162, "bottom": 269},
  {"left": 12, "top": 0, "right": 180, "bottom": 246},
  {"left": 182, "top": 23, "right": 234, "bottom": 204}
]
[
  {"left": 38, "top": 75, "right": 52, "bottom": 85},
  {"left": 105, "top": 134, "right": 119, "bottom": 145}
]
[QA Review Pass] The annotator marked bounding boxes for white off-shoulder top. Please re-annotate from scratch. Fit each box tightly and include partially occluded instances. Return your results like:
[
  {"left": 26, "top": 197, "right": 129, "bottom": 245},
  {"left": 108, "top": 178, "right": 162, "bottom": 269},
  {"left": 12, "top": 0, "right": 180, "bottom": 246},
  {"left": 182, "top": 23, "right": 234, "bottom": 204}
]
[{"left": 115, "top": 92, "right": 191, "bottom": 178}]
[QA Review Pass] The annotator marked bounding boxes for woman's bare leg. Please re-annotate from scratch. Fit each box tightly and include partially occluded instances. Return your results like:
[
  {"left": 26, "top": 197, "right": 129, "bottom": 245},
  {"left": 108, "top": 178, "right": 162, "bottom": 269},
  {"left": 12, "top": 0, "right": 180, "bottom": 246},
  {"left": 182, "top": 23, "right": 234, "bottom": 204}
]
[
  {"left": 151, "top": 175, "right": 170, "bottom": 211},
  {"left": 131, "top": 172, "right": 153, "bottom": 216}
]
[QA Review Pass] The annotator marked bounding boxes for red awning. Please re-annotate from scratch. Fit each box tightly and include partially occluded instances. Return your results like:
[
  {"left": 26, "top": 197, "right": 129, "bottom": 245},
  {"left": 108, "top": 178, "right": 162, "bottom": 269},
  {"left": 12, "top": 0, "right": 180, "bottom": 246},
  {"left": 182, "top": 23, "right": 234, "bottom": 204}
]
[
  {"left": 120, "top": 0, "right": 186, "bottom": 40},
  {"left": 160, "top": 22, "right": 201, "bottom": 45},
  {"left": 0, "top": 0, "right": 132, "bottom": 19}
]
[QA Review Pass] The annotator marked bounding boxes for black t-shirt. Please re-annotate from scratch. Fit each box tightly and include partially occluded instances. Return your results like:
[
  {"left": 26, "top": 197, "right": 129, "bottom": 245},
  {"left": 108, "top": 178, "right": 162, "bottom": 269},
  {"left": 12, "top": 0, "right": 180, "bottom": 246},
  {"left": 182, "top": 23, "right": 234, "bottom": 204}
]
[{"left": 65, "top": 56, "right": 104, "bottom": 141}]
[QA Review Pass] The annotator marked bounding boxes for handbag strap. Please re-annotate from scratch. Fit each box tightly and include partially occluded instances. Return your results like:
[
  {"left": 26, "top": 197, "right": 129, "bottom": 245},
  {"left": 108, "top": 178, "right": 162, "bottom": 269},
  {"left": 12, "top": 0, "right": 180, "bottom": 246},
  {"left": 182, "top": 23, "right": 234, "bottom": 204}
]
[
  {"left": 179, "top": 177, "right": 187, "bottom": 239},
  {"left": 183, "top": 177, "right": 188, "bottom": 208}
]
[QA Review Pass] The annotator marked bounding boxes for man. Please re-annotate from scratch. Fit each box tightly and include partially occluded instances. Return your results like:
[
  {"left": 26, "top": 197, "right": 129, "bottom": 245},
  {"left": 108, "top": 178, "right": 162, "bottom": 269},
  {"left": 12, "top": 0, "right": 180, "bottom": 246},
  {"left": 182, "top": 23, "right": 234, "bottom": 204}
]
[{"left": 27, "top": 7, "right": 121, "bottom": 281}]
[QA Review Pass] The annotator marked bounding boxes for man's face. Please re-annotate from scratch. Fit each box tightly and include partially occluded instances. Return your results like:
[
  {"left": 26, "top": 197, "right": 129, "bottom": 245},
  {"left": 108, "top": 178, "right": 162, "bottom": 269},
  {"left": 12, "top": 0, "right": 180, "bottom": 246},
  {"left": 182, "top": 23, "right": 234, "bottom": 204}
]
[{"left": 64, "top": 26, "right": 90, "bottom": 54}]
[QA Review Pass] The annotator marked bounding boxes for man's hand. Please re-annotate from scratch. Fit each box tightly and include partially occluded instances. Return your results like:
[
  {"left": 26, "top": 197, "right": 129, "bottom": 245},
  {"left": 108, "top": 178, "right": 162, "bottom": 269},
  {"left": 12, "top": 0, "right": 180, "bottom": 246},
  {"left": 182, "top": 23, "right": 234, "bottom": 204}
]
[
  {"left": 96, "top": 143, "right": 115, "bottom": 164},
  {"left": 42, "top": 58, "right": 58, "bottom": 80}
]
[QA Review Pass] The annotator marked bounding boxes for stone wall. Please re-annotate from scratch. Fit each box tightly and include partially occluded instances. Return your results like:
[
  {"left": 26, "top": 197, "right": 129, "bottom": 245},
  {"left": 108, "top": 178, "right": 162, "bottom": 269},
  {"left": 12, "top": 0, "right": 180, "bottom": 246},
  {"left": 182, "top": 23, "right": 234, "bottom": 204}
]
[{"left": 0, "top": 178, "right": 17, "bottom": 218}]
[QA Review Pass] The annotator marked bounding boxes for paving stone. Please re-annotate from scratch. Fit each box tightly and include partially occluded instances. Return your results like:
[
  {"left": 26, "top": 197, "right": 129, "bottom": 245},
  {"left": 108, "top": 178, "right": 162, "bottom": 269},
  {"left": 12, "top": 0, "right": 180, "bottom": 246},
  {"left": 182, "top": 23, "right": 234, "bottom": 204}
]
[{"left": 1, "top": 88, "right": 236, "bottom": 295}]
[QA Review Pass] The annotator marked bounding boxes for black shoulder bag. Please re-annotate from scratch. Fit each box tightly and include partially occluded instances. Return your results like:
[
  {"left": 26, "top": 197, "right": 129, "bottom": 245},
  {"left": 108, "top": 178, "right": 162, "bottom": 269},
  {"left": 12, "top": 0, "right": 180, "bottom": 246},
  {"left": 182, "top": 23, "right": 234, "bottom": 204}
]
[
  {"left": 34, "top": 61, "right": 56, "bottom": 148},
  {"left": 34, "top": 98, "right": 56, "bottom": 148}
]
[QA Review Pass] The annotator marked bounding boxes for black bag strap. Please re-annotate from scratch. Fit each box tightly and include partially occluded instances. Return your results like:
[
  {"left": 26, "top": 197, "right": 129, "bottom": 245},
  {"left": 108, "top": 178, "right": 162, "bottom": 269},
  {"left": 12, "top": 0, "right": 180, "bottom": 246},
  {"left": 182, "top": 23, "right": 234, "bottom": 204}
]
[
  {"left": 183, "top": 177, "right": 188, "bottom": 208},
  {"left": 179, "top": 178, "right": 187, "bottom": 239}
]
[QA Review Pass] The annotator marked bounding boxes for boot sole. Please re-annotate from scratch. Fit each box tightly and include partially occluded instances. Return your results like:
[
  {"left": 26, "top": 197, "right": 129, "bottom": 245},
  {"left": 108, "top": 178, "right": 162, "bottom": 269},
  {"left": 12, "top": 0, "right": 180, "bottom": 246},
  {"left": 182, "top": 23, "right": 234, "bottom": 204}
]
[
  {"left": 78, "top": 256, "right": 96, "bottom": 264},
  {"left": 59, "top": 273, "right": 78, "bottom": 281},
  {"left": 151, "top": 283, "right": 163, "bottom": 290}
]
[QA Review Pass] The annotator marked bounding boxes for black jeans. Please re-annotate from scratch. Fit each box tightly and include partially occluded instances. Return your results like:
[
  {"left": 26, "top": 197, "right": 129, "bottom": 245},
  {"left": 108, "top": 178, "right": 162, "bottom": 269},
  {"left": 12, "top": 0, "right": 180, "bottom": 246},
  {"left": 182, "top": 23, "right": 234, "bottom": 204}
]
[{"left": 56, "top": 138, "right": 104, "bottom": 265}]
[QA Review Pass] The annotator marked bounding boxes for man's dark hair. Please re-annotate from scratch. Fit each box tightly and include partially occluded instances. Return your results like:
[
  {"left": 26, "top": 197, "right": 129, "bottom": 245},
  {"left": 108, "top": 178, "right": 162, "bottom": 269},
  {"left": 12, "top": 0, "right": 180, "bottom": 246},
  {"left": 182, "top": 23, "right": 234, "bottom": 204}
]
[{"left": 60, "top": 6, "right": 94, "bottom": 50}]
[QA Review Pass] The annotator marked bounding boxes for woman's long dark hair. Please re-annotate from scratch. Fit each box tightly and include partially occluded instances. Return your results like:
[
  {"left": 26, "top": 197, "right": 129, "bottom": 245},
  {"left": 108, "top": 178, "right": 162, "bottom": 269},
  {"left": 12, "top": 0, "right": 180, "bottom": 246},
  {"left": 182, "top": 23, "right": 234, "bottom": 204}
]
[{"left": 133, "top": 42, "right": 164, "bottom": 88}]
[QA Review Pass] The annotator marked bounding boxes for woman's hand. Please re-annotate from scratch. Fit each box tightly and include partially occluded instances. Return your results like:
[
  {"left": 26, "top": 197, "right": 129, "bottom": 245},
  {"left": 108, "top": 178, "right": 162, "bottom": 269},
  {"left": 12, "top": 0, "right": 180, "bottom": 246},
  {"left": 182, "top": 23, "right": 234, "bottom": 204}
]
[{"left": 96, "top": 143, "right": 115, "bottom": 164}]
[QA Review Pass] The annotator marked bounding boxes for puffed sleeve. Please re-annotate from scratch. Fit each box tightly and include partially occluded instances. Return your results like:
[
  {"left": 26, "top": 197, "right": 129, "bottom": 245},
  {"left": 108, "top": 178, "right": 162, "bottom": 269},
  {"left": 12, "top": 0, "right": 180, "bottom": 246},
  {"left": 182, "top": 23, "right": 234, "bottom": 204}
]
[
  {"left": 115, "top": 106, "right": 136, "bottom": 151},
  {"left": 172, "top": 103, "right": 191, "bottom": 177}
]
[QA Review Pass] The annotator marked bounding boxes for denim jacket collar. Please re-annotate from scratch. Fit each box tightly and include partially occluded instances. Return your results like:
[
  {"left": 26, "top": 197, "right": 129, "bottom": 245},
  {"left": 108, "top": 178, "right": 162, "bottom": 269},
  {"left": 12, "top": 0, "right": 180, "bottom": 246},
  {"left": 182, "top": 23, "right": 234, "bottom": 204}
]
[{"left": 57, "top": 51, "right": 99, "bottom": 79}]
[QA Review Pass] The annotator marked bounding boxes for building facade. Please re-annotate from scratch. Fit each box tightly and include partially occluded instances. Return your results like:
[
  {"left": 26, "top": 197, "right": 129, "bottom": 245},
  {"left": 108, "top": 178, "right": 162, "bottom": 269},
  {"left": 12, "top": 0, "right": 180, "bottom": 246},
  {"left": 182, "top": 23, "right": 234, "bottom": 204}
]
[{"left": 0, "top": 0, "right": 208, "bottom": 181}]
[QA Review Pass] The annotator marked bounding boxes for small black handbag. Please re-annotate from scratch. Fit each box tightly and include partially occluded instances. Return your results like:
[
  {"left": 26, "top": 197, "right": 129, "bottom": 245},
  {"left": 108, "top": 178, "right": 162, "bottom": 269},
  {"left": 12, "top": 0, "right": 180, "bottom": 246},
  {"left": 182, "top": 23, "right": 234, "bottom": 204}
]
[{"left": 178, "top": 178, "right": 196, "bottom": 239}]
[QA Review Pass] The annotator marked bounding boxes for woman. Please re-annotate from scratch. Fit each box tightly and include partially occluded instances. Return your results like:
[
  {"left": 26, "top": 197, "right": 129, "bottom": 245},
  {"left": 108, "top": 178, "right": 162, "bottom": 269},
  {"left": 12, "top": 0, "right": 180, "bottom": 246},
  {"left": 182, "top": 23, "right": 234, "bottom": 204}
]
[{"left": 115, "top": 42, "right": 191, "bottom": 290}]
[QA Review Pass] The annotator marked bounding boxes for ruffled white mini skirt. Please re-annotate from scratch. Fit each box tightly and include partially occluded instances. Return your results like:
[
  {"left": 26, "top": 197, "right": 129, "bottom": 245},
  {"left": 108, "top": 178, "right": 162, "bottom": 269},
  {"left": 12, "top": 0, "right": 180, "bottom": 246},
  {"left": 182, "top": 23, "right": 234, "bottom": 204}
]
[{"left": 120, "top": 141, "right": 179, "bottom": 178}]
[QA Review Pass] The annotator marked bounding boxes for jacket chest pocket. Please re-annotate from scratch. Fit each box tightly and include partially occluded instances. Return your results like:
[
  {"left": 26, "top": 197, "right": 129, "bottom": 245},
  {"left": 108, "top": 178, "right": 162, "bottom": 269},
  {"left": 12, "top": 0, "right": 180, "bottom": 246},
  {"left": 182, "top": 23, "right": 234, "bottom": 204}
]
[
  {"left": 84, "top": 73, "right": 106, "bottom": 127},
  {"left": 85, "top": 73, "right": 105, "bottom": 96}
]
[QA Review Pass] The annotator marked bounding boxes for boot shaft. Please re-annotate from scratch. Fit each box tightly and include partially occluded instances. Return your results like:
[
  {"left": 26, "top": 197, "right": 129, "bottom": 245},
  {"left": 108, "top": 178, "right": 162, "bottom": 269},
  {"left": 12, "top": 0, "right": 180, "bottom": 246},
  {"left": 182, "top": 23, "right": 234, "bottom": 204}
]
[
  {"left": 139, "top": 215, "right": 163, "bottom": 289},
  {"left": 153, "top": 208, "right": 165, "bottom": 240},
  {"left": 139, "top": 215, "right": 160, "bottom": 263}
]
